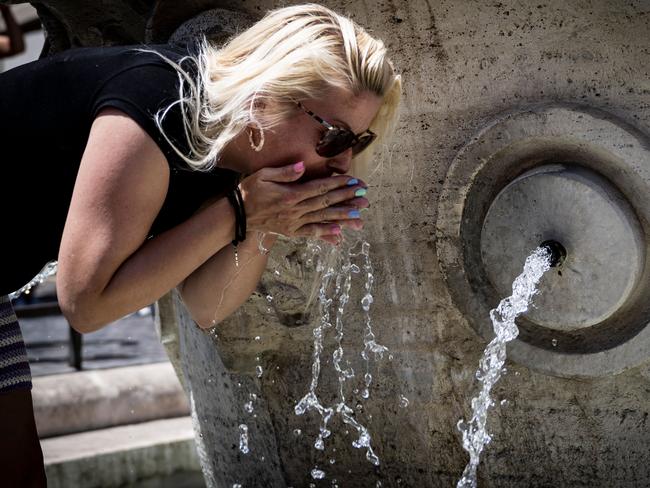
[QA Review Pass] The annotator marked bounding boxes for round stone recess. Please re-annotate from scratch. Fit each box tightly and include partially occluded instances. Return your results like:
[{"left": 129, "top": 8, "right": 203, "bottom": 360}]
[
  {"left": 436, "top": 104, "right": 650, "bottom": 378},
  {"left": 481, "top": 164, "right": 644, "bottom": 331}
]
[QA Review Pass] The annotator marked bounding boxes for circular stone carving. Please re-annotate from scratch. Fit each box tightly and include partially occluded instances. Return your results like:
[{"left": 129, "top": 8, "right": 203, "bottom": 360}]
[
  {"left": 436, "top": 104, "right": 650, "bottom": 378},
  {"left": 481, "top": 165, "right": 644, "bottom": 330},
  {"left": 169, "top": 8, "right": 256, "bottom": 47}
]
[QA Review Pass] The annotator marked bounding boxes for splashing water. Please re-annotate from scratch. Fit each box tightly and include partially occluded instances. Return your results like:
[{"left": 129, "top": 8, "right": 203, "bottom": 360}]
[
  {"left": 294, "top": 241, "right": 336, "bottom": 452},
  {"left": 359, "top": 241, "right": 389, "bottom": 400},
  {"left": 9, "top": 260, "right": 58, "bottom": 300},
  {"left": 239, "top": 424, "right": 249, "bottom": 454},
  {"left": 295, "top": 238, "right": 388, "bottom": 471},
  {"left": 456, "top": 247, "right": 551, "bottom": 488}
]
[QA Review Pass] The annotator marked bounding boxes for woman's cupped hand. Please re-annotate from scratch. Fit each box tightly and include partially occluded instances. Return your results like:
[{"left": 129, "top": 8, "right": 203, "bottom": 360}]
[{"left": 239, "top": 161, "right": 369, "bottom": 245}]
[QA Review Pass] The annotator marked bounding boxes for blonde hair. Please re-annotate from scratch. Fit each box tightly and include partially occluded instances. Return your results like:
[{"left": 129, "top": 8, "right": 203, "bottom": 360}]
[{"left": 155, "top": 3, "right": 402, "bottom": 176}]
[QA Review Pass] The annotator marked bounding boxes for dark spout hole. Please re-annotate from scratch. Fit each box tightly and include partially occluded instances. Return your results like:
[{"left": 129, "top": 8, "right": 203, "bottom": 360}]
[{"left": 540, "top": 240, "right": 566, "bottom": 268}]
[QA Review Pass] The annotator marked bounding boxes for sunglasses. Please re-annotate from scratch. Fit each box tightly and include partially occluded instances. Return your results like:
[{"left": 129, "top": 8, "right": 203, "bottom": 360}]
[{"left": 295, "top": 101, "right": 376, "bottom": 158}]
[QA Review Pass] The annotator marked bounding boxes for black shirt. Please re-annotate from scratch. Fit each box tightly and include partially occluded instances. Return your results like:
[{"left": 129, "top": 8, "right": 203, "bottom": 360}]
[{"left": 0, "top": 44, "right": 238, "bottom": 296}]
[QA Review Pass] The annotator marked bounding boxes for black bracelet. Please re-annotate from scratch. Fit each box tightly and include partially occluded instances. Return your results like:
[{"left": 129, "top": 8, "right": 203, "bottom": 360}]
[{"left": 226, "top": 185, "right": 247, "bottom": 245}]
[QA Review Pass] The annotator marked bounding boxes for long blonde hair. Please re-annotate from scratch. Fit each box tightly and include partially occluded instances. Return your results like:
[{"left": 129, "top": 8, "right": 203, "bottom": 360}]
[{"left": 155, "top": 3, "right": 401, "bottom": 176}]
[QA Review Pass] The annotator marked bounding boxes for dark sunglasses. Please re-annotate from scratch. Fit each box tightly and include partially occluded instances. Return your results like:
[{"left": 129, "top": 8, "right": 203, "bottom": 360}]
[{"left": 295, "top": 101, "right": 377, "bottom": 158}]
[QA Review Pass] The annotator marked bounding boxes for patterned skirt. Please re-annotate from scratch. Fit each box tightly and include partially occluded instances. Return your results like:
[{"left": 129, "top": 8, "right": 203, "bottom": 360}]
[{"left": 0, "top": 295, "right": 32, "bottom": 392}]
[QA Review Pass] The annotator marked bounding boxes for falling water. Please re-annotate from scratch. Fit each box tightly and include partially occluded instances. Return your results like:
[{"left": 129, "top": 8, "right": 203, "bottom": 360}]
[
  {"left": 359, "top": 241, "right": 389, "bottom": 399},
  {"left": 456, "top": 246, "right": 552, "bottom": 488},
  {"left": 239, "top": 424, "right": 250, "bottom": 454},
  {"left": 294, "top": 241, "right": 336, "bottom": 454},
  {"left": 295, "top": 238, "right": 388, "bottom": 480}
]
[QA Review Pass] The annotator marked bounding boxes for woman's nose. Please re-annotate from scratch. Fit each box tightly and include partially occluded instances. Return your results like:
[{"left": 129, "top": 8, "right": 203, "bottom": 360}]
[{"left": 327, "top": 148, "right": 353, "bottom": 174}]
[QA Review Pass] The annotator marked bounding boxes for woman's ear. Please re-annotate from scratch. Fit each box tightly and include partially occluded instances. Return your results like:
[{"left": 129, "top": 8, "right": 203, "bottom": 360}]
[
  {"left": 247, "top": 97, "right": 268, "bottom": 129},
  {"left": 250, "top": 96, "right": 267, "bottom": 114}
]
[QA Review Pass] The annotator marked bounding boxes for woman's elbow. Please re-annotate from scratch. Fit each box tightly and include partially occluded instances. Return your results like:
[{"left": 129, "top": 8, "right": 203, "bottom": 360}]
[
  {"left": 58, "top": 290, "right": 108, "bottom": 334},
  {"left": 178, "top": 288, "right": 220, "bottom": 330},
  {"left": 185, "top": 304, "right": 219, "bottom": 330}
]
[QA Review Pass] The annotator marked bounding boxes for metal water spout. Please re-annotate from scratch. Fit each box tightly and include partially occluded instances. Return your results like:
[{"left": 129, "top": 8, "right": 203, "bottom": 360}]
[{"left": 540, "top": 240, "right": 566, "bottom": 268}]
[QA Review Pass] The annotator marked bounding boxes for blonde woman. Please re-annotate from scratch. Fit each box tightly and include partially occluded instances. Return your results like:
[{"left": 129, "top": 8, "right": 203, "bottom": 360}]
[{"left": 0, "top": 3, "right": 400, "bottom": 484}]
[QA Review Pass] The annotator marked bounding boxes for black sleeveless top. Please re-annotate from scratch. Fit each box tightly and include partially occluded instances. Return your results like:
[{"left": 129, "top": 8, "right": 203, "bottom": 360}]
[{"left": 0, "top": 44, "right": 238, "bottom": 295}]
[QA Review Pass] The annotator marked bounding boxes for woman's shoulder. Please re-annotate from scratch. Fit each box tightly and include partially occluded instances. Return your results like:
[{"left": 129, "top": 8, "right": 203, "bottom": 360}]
[{"left": 48, "top": 42, "right": 188, "bottom": 64}]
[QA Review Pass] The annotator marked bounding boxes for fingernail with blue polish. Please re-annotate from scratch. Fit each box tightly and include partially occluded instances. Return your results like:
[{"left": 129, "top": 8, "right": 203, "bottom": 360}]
[
  {"left": 348, "top": 210, "right": 361, "bottom": 219},
  {"left": 346, "top": 178, "right": 359, "bottom": 186},
  {"left": 354, "top": 188, "right": 367, "bottom": 197}
]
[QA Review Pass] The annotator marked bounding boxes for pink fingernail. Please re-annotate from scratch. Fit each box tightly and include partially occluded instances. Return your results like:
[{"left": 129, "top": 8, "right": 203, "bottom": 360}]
[
  {"left": 331, "top": 225, "right": 341, "bottom": 235},
  {"left": 293, "top": 161, "right": 305, "bottom": 172}
]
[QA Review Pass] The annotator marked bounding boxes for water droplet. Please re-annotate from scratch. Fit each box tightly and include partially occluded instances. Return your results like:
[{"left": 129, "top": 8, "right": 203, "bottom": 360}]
[
  {"left": 293, "top": 429, "right": 302, "bottom": 436},
  {"left": 311, "top": 468, "right": 326, "bottom": 480},
  {"left": 255, "top": 336, "right": 261, "bottom": 341},
  {"left": 399, "top": 395, "right": 409, "bottom": 408},
  {"left": 551, "top": 338, "right": 558, "bottom": 347},
  {"left": 232, "top": 484, "right": 242, "bottom": 488},
  {"left": 329, "top": 458, "right": 336, "bottom": 464},
  {"left": 244, "top": 401, "right": 254, "bottom": 413},
  {"left": 238, "top": 424, "right": 249, "bottom": 454},
  {"left": 500, "top": 399, "right": 508, "bottom": 406},
  {"left": 256, "top": 365, "right": 263, "bottom": 378},
  {"left": 361, "top": 293, "right": 373, "bottom": 311},
  {"left": 266, "top": 294, "right": 273, "bottom": 302}
]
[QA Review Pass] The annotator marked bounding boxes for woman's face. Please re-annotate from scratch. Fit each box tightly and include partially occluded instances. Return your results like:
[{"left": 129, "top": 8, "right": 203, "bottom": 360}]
[{"left": 222, "top": 87, "right": 383, "bottom": 180}]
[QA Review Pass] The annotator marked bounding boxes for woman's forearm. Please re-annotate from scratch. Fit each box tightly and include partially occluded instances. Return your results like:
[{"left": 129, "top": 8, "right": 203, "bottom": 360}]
[
  {"left": 59, "top": 197, "right": 236, "bottom": 332},
  {"left": 179, "top": 232, "right": 278, "bottom": 328}
]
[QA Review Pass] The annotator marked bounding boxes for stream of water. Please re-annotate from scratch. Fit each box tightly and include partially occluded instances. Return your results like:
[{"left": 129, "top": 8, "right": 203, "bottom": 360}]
[
  {"left": 456, "top": 246, "right": 552, "bottom": 488},
  {"left": 295, "top": 237, "right": 389, "bottom": 481}
]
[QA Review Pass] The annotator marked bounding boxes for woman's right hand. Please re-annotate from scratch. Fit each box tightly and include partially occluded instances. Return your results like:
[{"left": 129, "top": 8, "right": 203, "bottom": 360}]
[{"left": 239, "top": 161, "right": 369, "bottom": 244}]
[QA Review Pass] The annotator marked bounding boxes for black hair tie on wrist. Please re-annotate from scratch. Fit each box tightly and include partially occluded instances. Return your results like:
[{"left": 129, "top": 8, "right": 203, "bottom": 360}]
[{"left": 227, "top": 185, "right": 247, "bottom": 245}]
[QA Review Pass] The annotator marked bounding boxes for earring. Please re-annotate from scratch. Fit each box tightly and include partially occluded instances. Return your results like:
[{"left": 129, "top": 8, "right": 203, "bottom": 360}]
[{"left": 248, "top": 124, "right": 265, "bottom": 152}]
